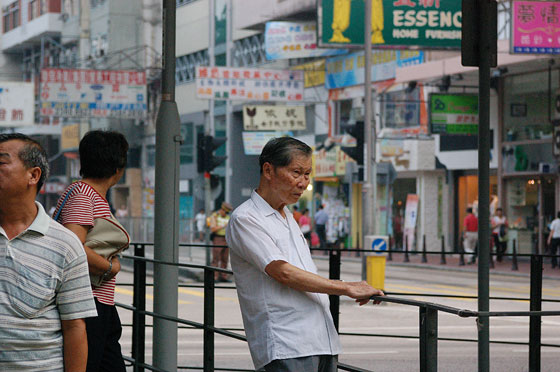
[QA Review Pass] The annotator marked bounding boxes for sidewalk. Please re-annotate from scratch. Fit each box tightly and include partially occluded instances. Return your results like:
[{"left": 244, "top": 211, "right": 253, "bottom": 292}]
[{"left": 328, "top": 250, "right": 560, "bottom": 280}]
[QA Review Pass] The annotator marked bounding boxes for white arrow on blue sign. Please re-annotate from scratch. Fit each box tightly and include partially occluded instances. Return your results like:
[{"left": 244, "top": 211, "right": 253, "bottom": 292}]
[{"left": 371, "top": 238, "right": 387, "bottom": 252}]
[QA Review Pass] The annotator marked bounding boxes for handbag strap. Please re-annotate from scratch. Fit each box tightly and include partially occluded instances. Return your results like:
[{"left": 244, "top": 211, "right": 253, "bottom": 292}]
[{"left": 53, "top": 183, "right": 80, "bottom": 222}]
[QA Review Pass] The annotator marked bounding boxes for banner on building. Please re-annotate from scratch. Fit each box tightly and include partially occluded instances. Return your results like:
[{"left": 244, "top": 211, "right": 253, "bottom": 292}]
[
  {"left": 318, "top": 0, "right": 462, "bottom": 49},
  {"left": 39, "top": 68, "right": 147, "bottom": 119},
  {"left": 61, "top": 124, "right": 80, "bottom": 150},
  {"left": 325, "top": 50, "right": 423, "bottom": 89},
  {"left": 0, "top": 82, "right": 35, "bottom": 126},
  {"left": 292, "top": 59, "right": 327, "bottom": 88},
  {"left": 511, "top": 1, "right": 560, "bottom": 55},
  {"left": 265, "top": 21, "right": 346, "bottom": 60},
  {"left": 196, "top": 66, "right": 304, "bottom": 101},
  {"left": 404, "top": 194, "right": 419, "bottom": 251},
  {"left": 430, "top": 94, "right": 478, "bottom": 135},
  {"left": 243, "top": 105, "right": 306, "bottom": 130}
]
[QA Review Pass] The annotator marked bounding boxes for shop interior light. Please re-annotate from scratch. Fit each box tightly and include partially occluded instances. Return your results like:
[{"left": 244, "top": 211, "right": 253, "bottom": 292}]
[
  {"left": 307, "top": 184, "right": 313, "bottom": 191},
  {"left": 528, "top": 179, "right": 535, "bottom": 185}
]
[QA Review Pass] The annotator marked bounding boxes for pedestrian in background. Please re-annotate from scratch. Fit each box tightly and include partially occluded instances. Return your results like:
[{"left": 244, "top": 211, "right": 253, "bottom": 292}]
[
  {"left": 195, "top": 208, "right": 206, "bottom": 241},
  {"left": 491, "top": 207, "right": 508, "bottom": 262},
  {"left": 299, "top": 208, "right": 312, "bottom": 248},
  {"left": 547, "top": 211, "right": 560, "bottom": 269},
  {"left": 463, "top": 207, "right": 478, "bottom": 264},
  {"left": 209, "top": 202, "right": 233, "bottom": 282},
  {"left": 54, "top": 130, "right": 129, "bottom": 372},
  {"left": 226, "top": 137, "right": 384, "bottom": 372},
  {"left": 292, "top": 205, "right": 302, "bottom": 224},
  {"left": 0, "top": 133, "right": 97, "bottom": 371},
  {"left": 314, "top": 204, "right": 328, "bottom": 252}
]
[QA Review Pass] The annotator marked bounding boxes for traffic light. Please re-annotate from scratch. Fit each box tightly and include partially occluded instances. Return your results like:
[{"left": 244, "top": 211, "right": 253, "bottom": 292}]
[
  {"left": 340, "top": 120, "right": 364, "bottom": 165},
  {"left": 197, "top": 133, "right": 227, "bottom": 173}
]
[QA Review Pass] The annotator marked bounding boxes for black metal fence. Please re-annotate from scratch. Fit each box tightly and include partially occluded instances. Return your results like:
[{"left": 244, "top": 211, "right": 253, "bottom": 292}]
[{"left": 116, "top": 243, "right": 560, "bottom": 372}]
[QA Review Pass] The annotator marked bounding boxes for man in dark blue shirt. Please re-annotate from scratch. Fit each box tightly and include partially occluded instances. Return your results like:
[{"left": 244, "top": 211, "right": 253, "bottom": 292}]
[{"left": 314, "top": 205, "right": 328, "bottom": 251}]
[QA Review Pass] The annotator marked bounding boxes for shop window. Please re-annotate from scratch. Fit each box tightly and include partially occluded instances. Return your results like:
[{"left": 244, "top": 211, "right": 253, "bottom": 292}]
[
  {"left": 335, "top": 99, "right": 352, "bottom": 134},
  {"left": 381, "top": 88, "right": 421, "bottom": 129},
  {"left": 439, "top": 131, "right": 494, "bottom": 151},
  {"left": 503, "top": 70, "right": 559, "bottom": 143}
]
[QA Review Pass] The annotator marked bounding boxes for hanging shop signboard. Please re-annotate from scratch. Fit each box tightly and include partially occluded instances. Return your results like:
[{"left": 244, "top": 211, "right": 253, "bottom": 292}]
[
  {"left": 318, "top": 0, "right": 462, "bottom": 49},
  {"left": 430, "top": 93, "right": 478, "bottom": 135},
  {"left": 265, "top": 21, "right": 346, "bottom": 60},
  {"left": 325, "top": 50, "right": 423, "bottom": 89},
  {"left": 510, "top": 1, "right": 560, "bottom": 55},
  {"left": 291, "top": 59, "right": 327, "bottom": 88},
  {"left": 243, "top": 105, "right": 306, "bottom": 131},
  {"left": 196, "top": 66, "right": 304, "bottom": 102},
  {"left": 39, "top": 68, "right": 147, "bottom": 119},
  {"left": 0, "top": 82, "right": 35, "bottom": 126}
]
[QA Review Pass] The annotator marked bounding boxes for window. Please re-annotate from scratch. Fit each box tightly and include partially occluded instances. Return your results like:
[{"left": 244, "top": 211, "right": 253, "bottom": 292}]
[
  {"left": 176, "top": 49, "right": 209, "bottom": 85},
  {"left": 180, "top": 123, "right": 194, "bottom": 164},
  {"left": 233, "top": 34, "right": 266, "bottom": 67},
  {"left": 3, "top": 2, "right": 20, "bottom": 32}
]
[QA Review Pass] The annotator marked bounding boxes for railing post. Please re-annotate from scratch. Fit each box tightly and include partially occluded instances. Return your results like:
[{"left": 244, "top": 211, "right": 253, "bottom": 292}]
[
  {"left": 419, "top": 306, "right": 438, "bottom": 372},
  {"left": 440, "top": 235, "right": 446, "bottom": 265},
  {"left": 421, "top": 234, "right": 427, "bottom": 263},
  {"left": 204, "top": 268, "right": 215, "bottom": 372},
  {"left": 132, "top": 244, "right": 146, "bottom": 372},
  {"left": 404, "top": 236, "right": 410, "bottom": 263},
  {"left": 329, "top": 247, "right": 341, "bottom": 332},
  {"left": 529, "top": 255, "right": 542, "bottom": 372},
  {"left": 511, "top": 239, "right": 519, "bottom": 271},
  {"left": 459, "top": 234, "right": 466, "bottom": 266}
]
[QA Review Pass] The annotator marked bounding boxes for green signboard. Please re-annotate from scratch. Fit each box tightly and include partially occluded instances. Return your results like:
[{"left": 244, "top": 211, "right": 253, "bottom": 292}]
[
  {"left": 430, "top": 94, "right": 478, "bottom": 135},
  {"left": 318, "top": 0, "right": 462, "bottom": 49}
]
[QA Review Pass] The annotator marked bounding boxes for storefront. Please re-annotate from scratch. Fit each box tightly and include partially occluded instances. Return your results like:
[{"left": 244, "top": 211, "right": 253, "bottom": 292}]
[{"left": 500, "top": 68, "right": 559, "bottom": 254}]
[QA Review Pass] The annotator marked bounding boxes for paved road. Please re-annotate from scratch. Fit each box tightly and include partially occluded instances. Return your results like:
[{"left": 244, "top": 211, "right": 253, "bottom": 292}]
[{"left": 114, "top": 256, "right": 560, "bottom": 372}]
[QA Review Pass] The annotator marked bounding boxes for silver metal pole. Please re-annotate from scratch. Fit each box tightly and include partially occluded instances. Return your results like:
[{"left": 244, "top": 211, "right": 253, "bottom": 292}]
[
  {"left": 225, "top": 0, "right": 233, "bottom": 204},
  {"left": 364, "top": 0, "right": 375, "bottom": 237},
  {"left": 153, "top": 0, "right": 180, "bottom": 369}
]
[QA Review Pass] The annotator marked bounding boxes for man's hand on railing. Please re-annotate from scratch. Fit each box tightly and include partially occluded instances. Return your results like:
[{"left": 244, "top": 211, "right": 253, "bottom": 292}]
[{"left": 343, "top": 281, "right": 385, "bottom": 306}]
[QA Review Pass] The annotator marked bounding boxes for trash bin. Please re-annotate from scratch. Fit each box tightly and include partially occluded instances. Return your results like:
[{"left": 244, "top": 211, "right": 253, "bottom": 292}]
[{"left": 366, "top": 255, "right": 386, "bottom": 290}]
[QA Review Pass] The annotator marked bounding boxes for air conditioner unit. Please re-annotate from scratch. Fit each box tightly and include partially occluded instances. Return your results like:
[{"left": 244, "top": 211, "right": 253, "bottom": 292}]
[{"left": 539, "top": 162, "right": 553, "bottom": 173}]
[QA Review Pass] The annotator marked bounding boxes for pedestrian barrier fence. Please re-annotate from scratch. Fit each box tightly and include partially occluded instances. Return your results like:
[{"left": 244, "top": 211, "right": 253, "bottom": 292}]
[{"left": 117, "top": 243, "right": 560, "bottom": 372}]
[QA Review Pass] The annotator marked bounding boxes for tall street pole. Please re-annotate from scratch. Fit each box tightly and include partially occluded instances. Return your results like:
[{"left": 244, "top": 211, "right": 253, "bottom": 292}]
[
  {"left": 477, "top": 1, "right": 496, "bottom": 371},
  {"left": 364, "top": 0, "right": 376, "bottom": 239},
  {"left": 153, "top": 0, "right": 180, "bottom": 369},
  {"left": 225, "top": 0, "right": 233, "bottom": 205}
]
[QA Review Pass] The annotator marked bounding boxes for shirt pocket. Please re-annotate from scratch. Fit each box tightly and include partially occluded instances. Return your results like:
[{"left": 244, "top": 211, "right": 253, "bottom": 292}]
[
  {"left": 7, "top": 260, "right": 57, "bottom": 319},
  {"left": 275, "top": 235, "right": 293, "bottom": 259}
]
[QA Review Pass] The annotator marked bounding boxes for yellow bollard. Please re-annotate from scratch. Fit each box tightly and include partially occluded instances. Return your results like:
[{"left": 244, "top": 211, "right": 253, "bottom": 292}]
[{"left": 366, "top": 255, "right": 386, "bottom": 290}]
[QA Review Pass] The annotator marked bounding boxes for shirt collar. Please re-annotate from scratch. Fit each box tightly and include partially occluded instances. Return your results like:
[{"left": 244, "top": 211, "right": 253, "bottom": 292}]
[
  {"left": 26, "top": 202, "right": 50, "bottom": 236},
  {"left": 0, "top": 202, "right": 50, "bottom": 239},
  {"left": 251, "top": 189, "right": 290, "bottom": 218}
]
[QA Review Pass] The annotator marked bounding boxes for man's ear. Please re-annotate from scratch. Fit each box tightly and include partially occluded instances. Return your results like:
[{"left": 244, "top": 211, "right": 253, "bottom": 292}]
[
  {"left": 262, "top": 162, "right": 274, "bottom": 180},
  {"left": 28, "top": 167, "right": 42, "bottom": 188}
]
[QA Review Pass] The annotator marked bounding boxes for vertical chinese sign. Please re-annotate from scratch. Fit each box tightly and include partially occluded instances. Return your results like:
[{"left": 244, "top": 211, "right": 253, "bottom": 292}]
[
  {"left": 511, "top": 1, "right": 560, "bottom": 54},
  {"left": 0, "top": 82, "right": 35, "bottom": 126}
]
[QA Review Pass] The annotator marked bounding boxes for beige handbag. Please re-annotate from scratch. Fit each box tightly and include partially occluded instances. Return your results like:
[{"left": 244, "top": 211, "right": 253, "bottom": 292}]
[{"left": 85, "top": 215, "right": 130, "bottom": 286}]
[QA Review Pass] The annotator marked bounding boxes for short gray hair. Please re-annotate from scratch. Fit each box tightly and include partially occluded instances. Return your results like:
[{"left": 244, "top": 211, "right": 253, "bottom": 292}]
[
  {"left": 259, "top": 137, "right": 312, "bottom": 174},
  {"left": 0, "top": 133, "right": 49, "bottom": 193}
]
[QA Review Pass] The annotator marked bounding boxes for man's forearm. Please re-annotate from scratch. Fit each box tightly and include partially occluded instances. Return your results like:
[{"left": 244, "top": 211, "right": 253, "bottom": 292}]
[{"left": 61, "top": 319, "right": 88, "bottom": 372}]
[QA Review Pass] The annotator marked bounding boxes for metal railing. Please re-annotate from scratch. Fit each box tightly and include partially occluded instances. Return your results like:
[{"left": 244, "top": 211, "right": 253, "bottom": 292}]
[{"left": 116, "top": 243, "right": 560, "bottom": 372}]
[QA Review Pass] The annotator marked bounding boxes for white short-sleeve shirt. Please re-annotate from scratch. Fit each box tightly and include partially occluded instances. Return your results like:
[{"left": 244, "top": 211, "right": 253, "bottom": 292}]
[
  {"left": 225, "top": 191, "right": 341, "bottom": 370},
  {"left": 550, "top": 218, "right": 560, "bottom": 239}
]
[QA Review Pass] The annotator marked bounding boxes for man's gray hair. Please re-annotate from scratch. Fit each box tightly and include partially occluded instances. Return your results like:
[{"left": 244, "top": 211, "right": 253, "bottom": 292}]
[
  {"left": 259, "top": 137, "right": 312, "bottom": 174},
  {"left": 0, "top": 133, "right": 50, "bottom": 193}
]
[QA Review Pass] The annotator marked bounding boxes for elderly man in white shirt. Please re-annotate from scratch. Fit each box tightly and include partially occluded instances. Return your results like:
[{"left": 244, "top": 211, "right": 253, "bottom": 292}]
[{"left": 226, "top": 137, "right": 384, "bottom": 372}]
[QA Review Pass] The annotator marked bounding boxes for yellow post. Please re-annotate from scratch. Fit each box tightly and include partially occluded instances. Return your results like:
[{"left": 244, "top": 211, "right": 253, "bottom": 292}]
[{"left": 366, "top": 255, "right": 386, "bottom": 290}]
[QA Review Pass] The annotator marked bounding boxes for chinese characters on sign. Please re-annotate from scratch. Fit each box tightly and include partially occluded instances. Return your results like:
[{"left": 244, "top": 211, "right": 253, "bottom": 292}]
[
  {"left": 0, "top": 82, "right": 34, "bottom": 127},
  {"left": 511, "top": 1, "right": 560, "bottom": 54},
  {"left": 265, "top": 21, "right": 346, "bottom": 60},
  {"left": 40, "top": 68, "right": 147, "bottom": 119},
  {"left": 243, "top": 105, "right": 306, "bottom": 130},
  {"left": 430, "top": 94, "right": 479, "bottom": 135},
  {"left": 196, "top": 67, "right": 304, "bottom": 102}
]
